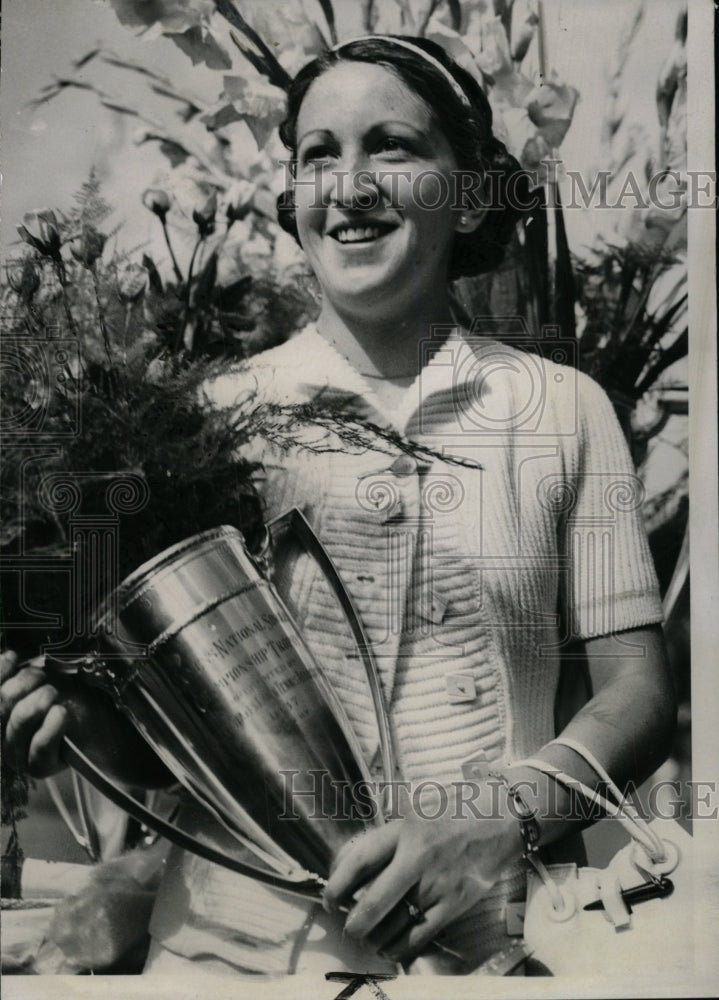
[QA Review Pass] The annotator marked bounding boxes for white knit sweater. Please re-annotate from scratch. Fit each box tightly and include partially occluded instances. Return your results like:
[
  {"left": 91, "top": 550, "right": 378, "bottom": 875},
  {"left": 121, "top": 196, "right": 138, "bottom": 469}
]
[{"left": 149, "top": 326, "right": 663, "bottom": 973}]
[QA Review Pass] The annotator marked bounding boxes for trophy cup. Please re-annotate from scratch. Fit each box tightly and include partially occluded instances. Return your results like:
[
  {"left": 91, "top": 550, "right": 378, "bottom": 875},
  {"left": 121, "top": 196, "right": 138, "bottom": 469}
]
[{"left": 46, "top": 509, "right": 469, "bottom": 973}]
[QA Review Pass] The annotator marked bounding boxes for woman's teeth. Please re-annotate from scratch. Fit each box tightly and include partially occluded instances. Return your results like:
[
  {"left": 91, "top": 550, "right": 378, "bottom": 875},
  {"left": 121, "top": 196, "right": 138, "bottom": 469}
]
[{"left": 333, "top": 225, "right": 386, "bottom": 243}]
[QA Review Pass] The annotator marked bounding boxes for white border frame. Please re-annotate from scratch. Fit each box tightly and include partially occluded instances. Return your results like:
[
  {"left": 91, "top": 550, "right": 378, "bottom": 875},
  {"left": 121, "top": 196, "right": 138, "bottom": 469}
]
[{"left": 2, "top": 1, "right": 716, "bottom": 997}]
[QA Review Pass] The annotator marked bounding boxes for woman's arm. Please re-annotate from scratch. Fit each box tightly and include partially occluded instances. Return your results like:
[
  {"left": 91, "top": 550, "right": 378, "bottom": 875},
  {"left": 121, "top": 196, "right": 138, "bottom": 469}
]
[
  {"left": 323, "top": 623, "right": 676, "bottom": 964},
  {"left": 503, "top": 622, "right": 677, "bottom": 848}
]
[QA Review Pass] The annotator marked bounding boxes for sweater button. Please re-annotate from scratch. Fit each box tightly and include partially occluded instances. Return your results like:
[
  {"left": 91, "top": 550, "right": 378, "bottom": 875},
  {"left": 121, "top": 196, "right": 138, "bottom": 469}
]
[
  {"left": 446, "top": 672, "right": 477, "bottom": 703},
  {"left": 389, "top": 455, "right": 417, "bottom": 477},
  {"left": 417, "top": 590, "right": 449, "bottom": 625}
]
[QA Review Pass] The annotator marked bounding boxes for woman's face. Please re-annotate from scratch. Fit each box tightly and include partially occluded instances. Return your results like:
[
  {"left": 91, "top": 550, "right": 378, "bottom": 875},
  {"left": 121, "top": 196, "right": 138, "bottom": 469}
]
[{"left": 293, "top": 61, "right": 462, "bottom": 316}]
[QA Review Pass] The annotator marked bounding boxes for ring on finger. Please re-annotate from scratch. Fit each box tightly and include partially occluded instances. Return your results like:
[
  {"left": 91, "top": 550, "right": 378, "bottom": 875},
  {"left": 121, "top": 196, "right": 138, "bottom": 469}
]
[{"left": 402, "top": 897, "right": 425, "bottom": 925}]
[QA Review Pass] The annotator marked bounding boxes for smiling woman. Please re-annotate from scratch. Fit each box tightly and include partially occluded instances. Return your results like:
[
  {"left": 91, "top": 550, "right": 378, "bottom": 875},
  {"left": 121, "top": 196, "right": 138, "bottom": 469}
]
[
  {"left": 2, "top": 32, "right": 675, "bottom": 980},
  {"left": 273, "top": 36, "right": 527, "bottom": 410},
  {"left": 143, "top": 36, "right": 672, "bottom": 975}
]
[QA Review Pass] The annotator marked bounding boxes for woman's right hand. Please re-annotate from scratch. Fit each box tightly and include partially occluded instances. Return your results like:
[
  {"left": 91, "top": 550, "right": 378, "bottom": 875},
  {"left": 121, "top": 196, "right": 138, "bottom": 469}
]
[{"left": 1, "top": 650, "right": 69, "bottom": 777}]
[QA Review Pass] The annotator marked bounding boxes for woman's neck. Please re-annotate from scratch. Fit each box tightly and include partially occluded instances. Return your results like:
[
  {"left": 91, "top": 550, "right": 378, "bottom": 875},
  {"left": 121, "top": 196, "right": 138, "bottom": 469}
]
[{"left": 316, "top": 294, "right": 458, "bottom": 381}]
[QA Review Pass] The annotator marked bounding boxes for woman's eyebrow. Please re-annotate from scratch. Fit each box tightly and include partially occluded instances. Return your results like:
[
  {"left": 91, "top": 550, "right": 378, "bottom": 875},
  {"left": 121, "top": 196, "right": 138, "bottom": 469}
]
[
  {"left": 298, "top": 120, "right": 435, "bottom": 145},
  {"left": 373, "top": 118, "right": 429, "bottom": 130},
  {"left": 297, "top": 128, "right": 334, "bottom": 148},
  {"left": 367, "top": 120, "right": 433, "bottom": 140}
]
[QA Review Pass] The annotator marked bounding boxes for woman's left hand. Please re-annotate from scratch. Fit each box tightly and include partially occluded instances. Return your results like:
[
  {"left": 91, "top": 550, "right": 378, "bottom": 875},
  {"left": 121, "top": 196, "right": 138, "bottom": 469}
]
[{"left": 323, "top": 782, "right": 522, "bottom": 964}]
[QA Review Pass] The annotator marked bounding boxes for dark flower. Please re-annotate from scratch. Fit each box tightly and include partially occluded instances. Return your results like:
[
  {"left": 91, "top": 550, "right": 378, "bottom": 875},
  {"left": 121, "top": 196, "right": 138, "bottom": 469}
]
[
  {"left": 70, "top": 227, "right": 108, "bottom": 268},
  {"left": 192, "top": 191, "right": 217, "bottom": 237}
]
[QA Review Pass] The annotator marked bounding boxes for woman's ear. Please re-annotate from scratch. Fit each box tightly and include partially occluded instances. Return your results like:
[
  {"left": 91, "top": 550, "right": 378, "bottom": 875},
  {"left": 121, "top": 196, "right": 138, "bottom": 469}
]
[{"left": 454, "top": 208, "right": 487, "bottom": 234}]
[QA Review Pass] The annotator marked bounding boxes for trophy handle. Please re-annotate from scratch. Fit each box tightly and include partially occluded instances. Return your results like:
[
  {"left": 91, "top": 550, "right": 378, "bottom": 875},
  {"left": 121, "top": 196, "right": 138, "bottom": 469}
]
[
  {"left": 264, "top": 508, "right": 397, "bottom": 793},
  {"left": 60, "top": 735, "right": 326, "bottom": 901}
]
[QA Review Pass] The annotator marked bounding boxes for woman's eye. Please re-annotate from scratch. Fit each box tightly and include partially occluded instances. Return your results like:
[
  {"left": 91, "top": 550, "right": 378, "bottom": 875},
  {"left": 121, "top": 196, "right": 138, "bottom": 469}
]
[
  {"left": 376, "top": 137, "right": 413, "bottom": 157},
  {"left": 300, "top": 145, "right": 335, "bottom": 166}
]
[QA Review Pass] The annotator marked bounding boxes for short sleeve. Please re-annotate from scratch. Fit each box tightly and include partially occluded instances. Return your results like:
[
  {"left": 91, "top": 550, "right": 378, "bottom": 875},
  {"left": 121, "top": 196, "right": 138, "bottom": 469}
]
[{"left": 561, "top": 372, "right": 664, "bottom": 640}]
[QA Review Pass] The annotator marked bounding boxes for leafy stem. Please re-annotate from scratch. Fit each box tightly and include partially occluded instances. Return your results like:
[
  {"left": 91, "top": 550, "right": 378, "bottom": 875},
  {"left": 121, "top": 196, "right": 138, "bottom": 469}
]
[
  {"left": 53, "top": 257, "right": 78, "bottom": 337},
  {"left": 177, "top": 234, "right": 205, "bottom": 352},
  {"left": 90, "top": 262, "right": 114, "bottom": 364},
  {"left": 213, "top": 0, "right": 292, "bottom": 90},
  {"left": 161, "top": 218, "right": 183, "bottom": 284}
]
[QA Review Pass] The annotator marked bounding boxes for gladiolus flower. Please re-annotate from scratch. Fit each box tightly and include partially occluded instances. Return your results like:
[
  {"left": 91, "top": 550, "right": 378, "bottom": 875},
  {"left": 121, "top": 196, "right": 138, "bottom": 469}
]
[
  {"left": 142, "top": 188, "right": 172, "bottom": 220},
  {"left": 475, "top": 17, "right": 513, "bottom": 79},
  {"left": 70, "top": 227, "right": 108, "bottom": 268},
  {"left": 192, "top": 191, "right": 217, "bottom": 237},
  {"left": 107, "top": 0, "right": 214, "bottom": 32},
  {"left": 17, "top": 210, "right": 62, "bottom": 259},
  {"left": 525, "top": 76, "right": 580, "bottom": 150}
]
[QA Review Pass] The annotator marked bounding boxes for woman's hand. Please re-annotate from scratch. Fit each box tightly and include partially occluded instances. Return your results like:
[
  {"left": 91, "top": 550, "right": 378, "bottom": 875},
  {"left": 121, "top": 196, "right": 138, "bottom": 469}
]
[
  {"left": 1, "top": 650, "right": 69, "bottom": 777},
  {"left": 323, "top": 782, "right": 522, "bottom": 964},
  {"left": 1, "top": 649, "right": 173, "bottom": 788}
]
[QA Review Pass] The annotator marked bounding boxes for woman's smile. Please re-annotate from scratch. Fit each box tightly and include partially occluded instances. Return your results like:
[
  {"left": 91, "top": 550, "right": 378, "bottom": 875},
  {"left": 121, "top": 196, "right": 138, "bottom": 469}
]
[{"left": 328, "top": 220, "right": 398, "bottom": 245}]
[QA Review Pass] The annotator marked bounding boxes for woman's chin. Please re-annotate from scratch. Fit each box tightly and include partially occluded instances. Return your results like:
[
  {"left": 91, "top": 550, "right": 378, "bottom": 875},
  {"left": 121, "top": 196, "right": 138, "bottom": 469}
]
[
  {"left": 319, "top": 260, "right": 428, "bottom": 315},
  {"left": 326, "top": 279, "right": 407, "bottom": 316}
]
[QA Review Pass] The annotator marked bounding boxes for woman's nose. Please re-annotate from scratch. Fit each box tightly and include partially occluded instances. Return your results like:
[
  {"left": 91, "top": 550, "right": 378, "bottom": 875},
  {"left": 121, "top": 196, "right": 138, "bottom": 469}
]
[{"left": 325, "top": 155, "right": 381, "bottom": 211}]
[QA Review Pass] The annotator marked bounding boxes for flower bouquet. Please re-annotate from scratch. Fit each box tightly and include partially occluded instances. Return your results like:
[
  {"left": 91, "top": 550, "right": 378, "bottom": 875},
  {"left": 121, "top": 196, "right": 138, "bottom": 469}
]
[
  {"left": 1, "top": 178, "right": 451, "bottom": 973},
  {"left": 1, "top": 181, "right": 282, "bottom": 972}
]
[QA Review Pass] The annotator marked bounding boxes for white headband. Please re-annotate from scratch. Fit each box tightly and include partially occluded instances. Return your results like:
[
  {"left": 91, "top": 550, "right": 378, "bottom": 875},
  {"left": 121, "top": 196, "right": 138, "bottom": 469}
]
[{"left": 331, "top": 35, "right": 472, "bottom": 109}]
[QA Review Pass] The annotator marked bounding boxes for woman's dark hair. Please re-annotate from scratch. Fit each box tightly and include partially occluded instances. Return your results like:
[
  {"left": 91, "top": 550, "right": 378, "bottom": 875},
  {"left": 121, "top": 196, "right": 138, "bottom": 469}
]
[{"left": 276, "top": 35, "right": 530, "bottom": 279}]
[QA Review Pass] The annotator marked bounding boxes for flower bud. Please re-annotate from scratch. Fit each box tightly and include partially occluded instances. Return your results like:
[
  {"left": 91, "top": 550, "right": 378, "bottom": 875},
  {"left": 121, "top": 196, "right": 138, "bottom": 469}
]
[
  {"left": 142, "top": 188, "right": 172, "bottom": 221},
  {"left": 117, "top": 263, "right": 147, "bottom": 304},
  {"left": 70, "top": 227, "right": 107, "bottom": 269},
  {"left": 17, "top": 210, "right": 62, "bottom": 259},
  {"left": 192, "top": 191, "right": 217, "bottom": 237}
]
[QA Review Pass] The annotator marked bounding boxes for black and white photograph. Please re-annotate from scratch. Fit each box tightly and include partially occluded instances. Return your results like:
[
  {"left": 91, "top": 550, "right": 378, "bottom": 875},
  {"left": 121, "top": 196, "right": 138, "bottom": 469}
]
[{"left": 1, "top": 1, "right": 716, "bottom": 997}]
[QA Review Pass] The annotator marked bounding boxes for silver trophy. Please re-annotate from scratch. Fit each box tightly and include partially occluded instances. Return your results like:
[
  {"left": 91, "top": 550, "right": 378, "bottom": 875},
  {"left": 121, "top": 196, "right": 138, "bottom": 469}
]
[{"left": 46, "top": 509, "right": 469, "bottom": 972}]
